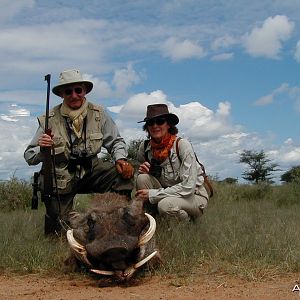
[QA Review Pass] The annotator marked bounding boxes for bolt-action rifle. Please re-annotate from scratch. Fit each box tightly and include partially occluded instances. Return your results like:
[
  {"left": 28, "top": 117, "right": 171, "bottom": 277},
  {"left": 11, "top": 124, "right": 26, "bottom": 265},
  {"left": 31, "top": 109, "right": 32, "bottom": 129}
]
[
  {"left": 31, "top": 74, "right": 53, "bottom": 209},
  {"left": 40, "top": 74, "right": 53, "bottom": 206}
]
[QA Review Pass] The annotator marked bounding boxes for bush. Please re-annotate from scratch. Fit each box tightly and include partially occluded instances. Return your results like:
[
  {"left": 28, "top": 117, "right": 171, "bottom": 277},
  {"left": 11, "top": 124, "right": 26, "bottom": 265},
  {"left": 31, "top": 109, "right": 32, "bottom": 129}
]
[
  {"left": 273, "top": 183, "right": 300, "bottom": 207},
  {"left": 238, "top": 183, "right": 271, "bottom": 201},
  {"left": 0, "top": 177, "right": 32, "bottom": 211}
]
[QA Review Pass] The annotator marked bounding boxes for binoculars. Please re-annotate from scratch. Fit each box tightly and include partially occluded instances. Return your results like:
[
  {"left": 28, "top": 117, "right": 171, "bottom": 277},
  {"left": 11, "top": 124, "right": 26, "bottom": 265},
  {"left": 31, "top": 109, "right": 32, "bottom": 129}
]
[
  {"left": 68, "top": 150, "right": 93, "bottom": 172},
  {"left": 149, "top": 158, "right": 162, "bottom": 178}
]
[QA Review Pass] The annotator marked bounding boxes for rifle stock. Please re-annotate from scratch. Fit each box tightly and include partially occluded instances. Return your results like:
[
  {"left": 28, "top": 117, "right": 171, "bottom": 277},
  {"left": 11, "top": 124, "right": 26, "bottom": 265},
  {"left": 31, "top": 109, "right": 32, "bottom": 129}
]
[{"left": 31, "top": 171, "right": 39, "bottom": 209}]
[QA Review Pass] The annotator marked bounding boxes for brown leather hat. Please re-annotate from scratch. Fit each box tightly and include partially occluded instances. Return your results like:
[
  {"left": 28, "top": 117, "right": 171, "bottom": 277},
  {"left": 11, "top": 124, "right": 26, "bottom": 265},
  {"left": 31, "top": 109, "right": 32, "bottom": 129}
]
[{"left": 138, "top": 104, "right": 179, "bottom": 125}]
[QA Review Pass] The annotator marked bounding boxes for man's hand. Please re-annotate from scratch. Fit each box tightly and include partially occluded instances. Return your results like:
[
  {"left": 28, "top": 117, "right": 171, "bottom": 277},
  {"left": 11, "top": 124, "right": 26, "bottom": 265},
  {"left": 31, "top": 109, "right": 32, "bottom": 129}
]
[
  {"left": 38, "top": 132, "right": 54, "bottom": 148},
  {"left": 135, "top": 189, "right": 149, "bottom": 202},
  {"left": 115, "top": 159, "right": 134, "bottom": 179}
]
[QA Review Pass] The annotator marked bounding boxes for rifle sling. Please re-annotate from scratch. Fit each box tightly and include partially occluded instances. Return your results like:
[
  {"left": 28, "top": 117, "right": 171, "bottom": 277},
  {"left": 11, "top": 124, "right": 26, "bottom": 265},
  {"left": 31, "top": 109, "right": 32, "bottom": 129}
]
[{"left": 175, "top": 137, "right": 213, "bottom": 197}]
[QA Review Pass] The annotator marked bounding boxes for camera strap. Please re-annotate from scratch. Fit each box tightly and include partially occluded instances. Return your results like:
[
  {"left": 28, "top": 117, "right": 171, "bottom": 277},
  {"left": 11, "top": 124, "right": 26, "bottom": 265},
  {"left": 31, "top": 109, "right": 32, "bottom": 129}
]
[
  {"left": 176, "top": 138, "right": 213, "bottom": 197},
  {"left": 143, "top": 139, "right": 151, "bottom": 163}
]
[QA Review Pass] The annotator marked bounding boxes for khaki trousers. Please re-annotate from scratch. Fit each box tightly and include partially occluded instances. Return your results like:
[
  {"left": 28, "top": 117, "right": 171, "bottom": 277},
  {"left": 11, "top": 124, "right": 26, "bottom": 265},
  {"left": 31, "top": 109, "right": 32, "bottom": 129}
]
[
  {"left": 136, "top": 174, "right": 207, "bottom": 221},
  {"left": 44, "top": 159, "right": 133, "bottom": 234}
]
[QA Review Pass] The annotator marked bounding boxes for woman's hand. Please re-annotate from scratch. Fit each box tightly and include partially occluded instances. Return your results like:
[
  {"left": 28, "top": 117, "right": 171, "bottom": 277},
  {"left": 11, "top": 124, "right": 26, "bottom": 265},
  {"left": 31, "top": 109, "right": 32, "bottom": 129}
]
[
  {"left": 135, "top": 189, "right": 149, "bottom": 202},
  {"left": 38, "top": 133, "right": 54, "bottom": 148},
  {"left": 138, "top": 161, "right": 151, "bottom": 174}
]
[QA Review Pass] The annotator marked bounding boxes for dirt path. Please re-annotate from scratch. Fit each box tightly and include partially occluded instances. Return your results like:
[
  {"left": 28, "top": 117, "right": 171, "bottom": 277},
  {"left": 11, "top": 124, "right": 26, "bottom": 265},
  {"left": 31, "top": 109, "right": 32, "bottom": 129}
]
[{"left": 1, "top": 273, "right": 300, "bottom": 299}]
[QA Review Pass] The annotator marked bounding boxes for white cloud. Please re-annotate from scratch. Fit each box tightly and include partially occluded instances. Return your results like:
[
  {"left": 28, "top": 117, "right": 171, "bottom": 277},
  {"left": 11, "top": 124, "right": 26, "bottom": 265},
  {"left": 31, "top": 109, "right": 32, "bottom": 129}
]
[
  {"left": 281, "top": 148, "right": 300, "bottom": 163},
  {"left": 0, "top": 114, "right": 39, "bottom": 179},
  {"left": 119, "top": 90, "right": 168, "bottom": 122},
  {"left": 284, "top": 138, "right": 293, "bottom": 145},
  {"left": 0, "top": 0, "right": 34, "bottom": 23},
  {"left": 253, "top": 82, "right": 300, "bottom": 109},
  {"left": 294, "top": 41, "right": 300, "bottom": 62},
  {"left": 107, "top": 105, "right": 123, "bottom": 114},
  {"left": 173, "top": 101, "right": 238, "bottom": 142},
  {"left": 9, "top": 108, "right": 30, "bottom": 117},
  {"left": 112, "top": 64, "right": 141, "bottom": 95},
  {"left": 0, "top": 104, "right": 30, "bottom": 122},
  {"left": 211, "top": 53, "right": 234, "bottom": 61},
  {"left": 216, "top": 101, "right": 231, "bottom": 117},
  {"left": 0, "top": 19, "right": 111, "bottom": 82},
  {"left": 84, "top": 65, "right": 142, "bottom": 103},
  {"left": 162, "top": 37, "right": 206, "bottom": 61},
  {"left": 211, "top": 34, "right": 236, "bottom": 51},
  {"left": 254, "top": 95, "right": 274, "bottom": 106},
  {"left": 1, "top": 115, "right": 18, "bottom": 122},
  {"left": 243, "top": 15, "right": 294, "bottom": 58}
]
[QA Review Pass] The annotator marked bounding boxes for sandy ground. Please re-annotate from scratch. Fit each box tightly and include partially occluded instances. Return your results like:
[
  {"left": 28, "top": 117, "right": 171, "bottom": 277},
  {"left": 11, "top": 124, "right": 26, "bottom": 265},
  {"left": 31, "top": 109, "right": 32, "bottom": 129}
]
[{"left": 1, "top": 273, "right": 300, "bottom": 300}]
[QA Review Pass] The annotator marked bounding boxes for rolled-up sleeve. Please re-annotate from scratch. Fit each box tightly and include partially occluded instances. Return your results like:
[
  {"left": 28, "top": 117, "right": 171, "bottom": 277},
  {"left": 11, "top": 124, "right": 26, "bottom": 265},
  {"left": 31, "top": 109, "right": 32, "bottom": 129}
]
[
  {"left": 24, "top": 126, "right": 44, "bottom": 165},
  {"left": 148, "top": 139, "right": 198, "bottom": 204}
]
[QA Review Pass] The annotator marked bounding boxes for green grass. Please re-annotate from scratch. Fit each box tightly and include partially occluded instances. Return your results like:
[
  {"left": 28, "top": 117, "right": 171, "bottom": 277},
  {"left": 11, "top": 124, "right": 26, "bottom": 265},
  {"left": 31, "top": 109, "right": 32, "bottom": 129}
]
[
  {"left": 0, "top": 178, "right": 300, "bottom": 281},
  {"left": 0, "top": 209, "right": 67, "bottom": 274}
]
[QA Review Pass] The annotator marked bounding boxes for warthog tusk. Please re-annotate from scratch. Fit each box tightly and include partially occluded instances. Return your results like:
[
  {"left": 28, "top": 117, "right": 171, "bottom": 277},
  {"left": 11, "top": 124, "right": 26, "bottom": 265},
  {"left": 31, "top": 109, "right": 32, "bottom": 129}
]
[
  {"left": 66, "top": 229, "right": 92, "bottom": 267},
  {"left": 90, "top": 269, "right": 115, "bottom": 276},
  {"left": 123, "top": 250, "right": 158, "bottom": 280},
  {"left": 138, "top": 213, "right": 156, "bottom": 246},
  {"left": 90, "top": 250, "right": 158, "bottom": 280},
  {"left": 134, "top": 250, "right": 157, "bottom": 269}
]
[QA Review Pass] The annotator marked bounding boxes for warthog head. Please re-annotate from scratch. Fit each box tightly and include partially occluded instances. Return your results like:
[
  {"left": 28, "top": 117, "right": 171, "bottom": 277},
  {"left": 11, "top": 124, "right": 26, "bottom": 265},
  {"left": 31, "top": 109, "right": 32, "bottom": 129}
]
[{"left": 66, "top": 193, "right": 160, "bottom": 281}]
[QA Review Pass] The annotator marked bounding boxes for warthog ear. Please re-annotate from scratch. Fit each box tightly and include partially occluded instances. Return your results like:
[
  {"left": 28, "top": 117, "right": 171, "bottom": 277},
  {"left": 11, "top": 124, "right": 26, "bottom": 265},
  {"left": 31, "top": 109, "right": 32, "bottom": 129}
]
[
  {"left": 85, "top": 212, "right": 97, "bottom": 241},
  {"left": 122, "top": 207, "right": 136, "bottom": 226},
  {"left": 68, "top": 211, "right": 84, "bottom": 229},
  {"left": 122, "top": 205, "right": 148, "bottom": 237},
  {"left": 89, "top": 211, "right": 98, "bottom": 222}
]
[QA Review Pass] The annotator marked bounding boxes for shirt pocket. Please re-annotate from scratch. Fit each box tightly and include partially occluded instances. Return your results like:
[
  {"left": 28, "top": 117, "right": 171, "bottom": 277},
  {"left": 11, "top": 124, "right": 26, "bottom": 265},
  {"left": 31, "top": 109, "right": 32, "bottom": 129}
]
[
  {"left": 88, "top": 132, "right": 103, "bottom": 153},
  {"left": 53, "top": 145, "right": 69, "bottom": 163},
  {"left": 163, "top": 163, "right": 179, "bottom": 181},
  {"left": 54, "top": 167, "right": 73, "bottom": 193}
]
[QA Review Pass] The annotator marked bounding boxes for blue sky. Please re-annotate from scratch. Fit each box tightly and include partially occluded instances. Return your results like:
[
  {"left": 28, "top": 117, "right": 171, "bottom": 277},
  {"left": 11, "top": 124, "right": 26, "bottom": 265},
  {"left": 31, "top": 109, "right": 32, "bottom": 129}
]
[{"left": 0, "top": 0, "right": 300, "bottom": 182}]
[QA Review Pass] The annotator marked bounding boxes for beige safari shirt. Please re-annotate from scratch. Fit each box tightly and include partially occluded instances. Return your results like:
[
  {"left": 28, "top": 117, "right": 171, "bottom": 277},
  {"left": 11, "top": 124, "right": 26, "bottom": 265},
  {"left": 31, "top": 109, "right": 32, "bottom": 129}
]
[{"left": 137, "top": 137, "right": 206, "bottom": 204}]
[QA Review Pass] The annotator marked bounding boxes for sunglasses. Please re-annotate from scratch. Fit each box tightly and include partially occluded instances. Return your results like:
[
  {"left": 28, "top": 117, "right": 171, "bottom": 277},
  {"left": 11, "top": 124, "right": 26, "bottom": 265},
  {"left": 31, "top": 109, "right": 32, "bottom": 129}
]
[
  {"left": 63, "top": 87, "right": 83, "bottom": 96},
  {"left": 146, "top": 117, "right": 166, "bottom": 126}
]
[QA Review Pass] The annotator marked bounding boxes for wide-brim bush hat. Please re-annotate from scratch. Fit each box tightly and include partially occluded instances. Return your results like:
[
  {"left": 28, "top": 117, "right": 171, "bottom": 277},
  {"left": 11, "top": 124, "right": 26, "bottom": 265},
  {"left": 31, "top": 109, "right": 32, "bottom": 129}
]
[
  {"left": 138, "top": 104, "right": 179, "bottom": 125},
  {"left": 52, "top": 69, "right": 93, "bottom": 96}
]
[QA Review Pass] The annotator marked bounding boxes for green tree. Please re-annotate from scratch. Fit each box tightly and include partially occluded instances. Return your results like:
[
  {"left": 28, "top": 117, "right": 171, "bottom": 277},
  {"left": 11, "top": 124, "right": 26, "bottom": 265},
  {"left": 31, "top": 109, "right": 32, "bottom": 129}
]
[
  {"left": 221, "top": 177, "right": 238, "bottom": 184},
  {"left": 101, "top": 138, "right": 143, "bottom": 166},
  {"left": 127, "top": 138, "right": 143, "bottom": 160},
  {"left": 281, "top": 165, "right": 300, "bottom": 184},
  {"left": 239, "top": 150, "right": 279, "bottom": 184}
]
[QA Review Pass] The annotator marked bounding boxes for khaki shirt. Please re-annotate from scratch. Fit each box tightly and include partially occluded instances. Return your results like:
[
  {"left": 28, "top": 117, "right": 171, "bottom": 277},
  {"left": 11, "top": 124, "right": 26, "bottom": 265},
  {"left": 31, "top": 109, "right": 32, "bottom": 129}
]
[
  {"left": 137, "top": 137, "right": 206, "bottom": 204},
  {"left": 24, "top": 101, "right": 128, "bottom": 192}
]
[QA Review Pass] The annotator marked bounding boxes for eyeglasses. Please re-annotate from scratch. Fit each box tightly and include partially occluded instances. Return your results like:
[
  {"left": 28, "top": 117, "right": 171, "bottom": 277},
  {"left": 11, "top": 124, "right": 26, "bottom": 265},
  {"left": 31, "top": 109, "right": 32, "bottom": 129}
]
[
  {"left": 63, "top": 87, "right": 83, "bottom": 96},
  {"left": 146, "top": 117, "right": 166, "bottom": 126}
]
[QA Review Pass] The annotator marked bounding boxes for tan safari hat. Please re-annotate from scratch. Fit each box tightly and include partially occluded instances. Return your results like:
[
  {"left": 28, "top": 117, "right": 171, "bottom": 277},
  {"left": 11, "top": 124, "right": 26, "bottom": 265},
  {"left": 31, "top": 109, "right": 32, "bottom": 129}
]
[{"left": 52, "top": 69, "right": 93, "bottom": 96}]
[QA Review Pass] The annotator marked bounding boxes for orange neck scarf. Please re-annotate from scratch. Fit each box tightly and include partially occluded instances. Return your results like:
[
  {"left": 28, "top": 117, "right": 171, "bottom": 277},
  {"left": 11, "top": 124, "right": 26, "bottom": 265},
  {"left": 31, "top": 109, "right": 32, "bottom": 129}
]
[{"left": 150, "top": 133, "right": 176, "bottom": 162}]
